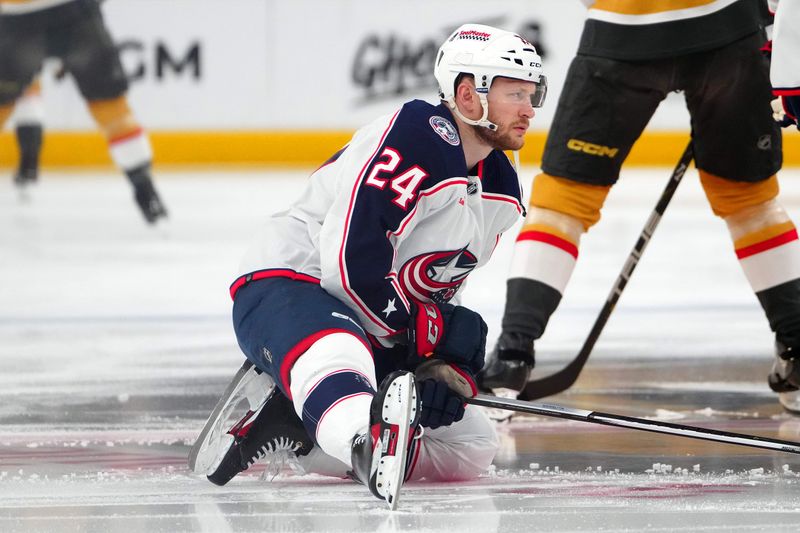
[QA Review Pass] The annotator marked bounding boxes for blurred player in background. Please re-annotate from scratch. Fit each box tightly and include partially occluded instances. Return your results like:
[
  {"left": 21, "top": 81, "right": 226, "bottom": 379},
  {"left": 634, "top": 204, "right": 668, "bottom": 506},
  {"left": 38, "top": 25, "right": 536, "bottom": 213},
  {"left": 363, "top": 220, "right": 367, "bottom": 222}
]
[
  {"left": 0, "top": 0, "right": 167, "bottom": 224},
  {"left": 478, "top": 0, "right": 800, "bottom": 414},
  {"left": 188, "top": 24, "right": 547, "bottom": 508}
]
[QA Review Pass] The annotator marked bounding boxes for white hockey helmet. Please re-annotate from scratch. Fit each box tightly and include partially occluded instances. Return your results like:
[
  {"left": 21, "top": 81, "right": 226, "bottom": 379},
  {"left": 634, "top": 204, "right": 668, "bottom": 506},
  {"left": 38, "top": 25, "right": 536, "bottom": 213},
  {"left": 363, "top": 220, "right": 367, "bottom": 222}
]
[{"left": 434, "top": 23, "right": 547, "bottom": 130}]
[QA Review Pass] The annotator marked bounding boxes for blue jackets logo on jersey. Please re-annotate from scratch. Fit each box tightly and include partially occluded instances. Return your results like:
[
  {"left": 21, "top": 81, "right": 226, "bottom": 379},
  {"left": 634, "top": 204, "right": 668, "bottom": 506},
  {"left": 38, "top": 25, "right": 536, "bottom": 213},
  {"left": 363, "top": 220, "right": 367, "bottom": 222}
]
[
  {"left": 399, "top": 248, "right": 477, "bottom": 304},
  {"left": 429, "top": 116, "right": 460, "bottom": 146}
]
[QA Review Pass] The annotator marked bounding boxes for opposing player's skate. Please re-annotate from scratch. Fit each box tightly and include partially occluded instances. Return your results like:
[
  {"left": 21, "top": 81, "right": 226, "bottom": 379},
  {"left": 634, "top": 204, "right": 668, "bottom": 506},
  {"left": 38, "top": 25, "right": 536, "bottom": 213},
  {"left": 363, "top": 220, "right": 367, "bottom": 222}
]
[
  {"left": 188, "top": 360, "right": 313, "bottom": 485},
  {"left": 768, "top": 340, "right": 800, "bottom": 415},
  {"left": 127, "top": 164, "right": 167, "bottom": 224},
  {"left": 13, "top": 167, "right": 37, "bottom": 203},
  {"left": 477, "top": 334, "right": 535, "bottom": 392},
  {"left": 475, "top": 334, "right": 534, "bottom": 421},
  {"left": 13, "top": 143, "right": 39, "bottom": 203},
  {"left": 13, "top": 167, "right": 37, "bottom": 188},
  {"left": 350, "top": 370, "right": 420, "bottom": 510},
  {"left": 133, "top": 179, "right": 167, "bottom": 224}
]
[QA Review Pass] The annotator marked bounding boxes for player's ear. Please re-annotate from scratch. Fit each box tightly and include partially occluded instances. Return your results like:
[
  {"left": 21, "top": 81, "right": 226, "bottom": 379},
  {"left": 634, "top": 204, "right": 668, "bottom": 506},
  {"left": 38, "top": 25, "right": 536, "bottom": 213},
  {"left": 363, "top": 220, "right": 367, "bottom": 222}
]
[{"left": 455, "top": 77, "right": 478, "bottom": 115}]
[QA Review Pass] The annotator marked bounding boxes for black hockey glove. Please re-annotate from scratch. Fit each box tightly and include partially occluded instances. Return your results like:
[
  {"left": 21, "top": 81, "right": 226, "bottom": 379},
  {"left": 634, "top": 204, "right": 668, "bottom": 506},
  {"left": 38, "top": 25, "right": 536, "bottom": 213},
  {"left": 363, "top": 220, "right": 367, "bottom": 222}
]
[
  {"left": 407, "top": 301, "right": 487, "bottom": 374},
  {"left": 415, "top": 360, "right": 477, "bottom": 429}
]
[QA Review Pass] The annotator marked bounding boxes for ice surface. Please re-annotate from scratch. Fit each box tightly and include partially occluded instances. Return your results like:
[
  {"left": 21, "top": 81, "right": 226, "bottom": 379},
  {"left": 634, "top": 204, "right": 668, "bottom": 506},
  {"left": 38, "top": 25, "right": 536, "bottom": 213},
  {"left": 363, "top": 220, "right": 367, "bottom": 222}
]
[{"left": 2, "top": 166, "right": 800, "bottom": 532}]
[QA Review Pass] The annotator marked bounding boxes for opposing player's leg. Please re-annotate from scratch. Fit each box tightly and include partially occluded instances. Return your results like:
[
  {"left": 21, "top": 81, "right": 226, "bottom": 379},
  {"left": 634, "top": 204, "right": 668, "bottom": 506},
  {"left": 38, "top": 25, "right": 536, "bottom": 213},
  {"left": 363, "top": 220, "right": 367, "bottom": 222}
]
[
  {"left": 701, "top": 173, "right": 800, "bottom": 413},
  {"left": 0, "top": 11, "right": 46, "bottom": 184},
  {"left": 12, "top": 79, "right": 44, "bottom": 188},
  {"left": 59, "top": 1, "right": 166, "bottom": 224},
  {"left": 479, "top": 54, "right": 666, "bottom": 394},
  {"left": 479, "top": 178, "right": 604, "bottom": 393},
  {"left": 689, "top": 33, "right": 798, "bottom": 413}
]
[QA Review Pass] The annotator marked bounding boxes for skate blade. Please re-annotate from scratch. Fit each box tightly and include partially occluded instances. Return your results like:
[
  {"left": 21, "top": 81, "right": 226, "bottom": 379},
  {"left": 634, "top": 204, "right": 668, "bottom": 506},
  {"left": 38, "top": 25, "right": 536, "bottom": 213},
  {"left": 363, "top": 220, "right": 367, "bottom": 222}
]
[
  {"left": 188, "top": 361, "right": 274, "bottom": 473},
  {"left": 779, "top": 391, "right": 800, "bottom": 416}
]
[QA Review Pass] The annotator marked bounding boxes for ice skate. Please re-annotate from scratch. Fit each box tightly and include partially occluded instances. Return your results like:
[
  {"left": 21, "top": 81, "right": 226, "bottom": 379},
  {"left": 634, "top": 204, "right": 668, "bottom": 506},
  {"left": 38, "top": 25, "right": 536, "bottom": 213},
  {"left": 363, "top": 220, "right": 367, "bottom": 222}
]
[
  {"left": 188, "top": 360, "right": 313, "bottom": 485},
  {"left": 350, "top": 370, "right": 420, "bottom": 510},
  {"left": 133, "top": 179, "right": 167, "bottom": 224},
  {"left": 13, "top": 167, "right": 37, "bottom": 203},
  {"left": 126, "top": 164, "right": 167, "bottom": 224},
  {"left": 767, "top": 340, "right": 800, "bottom": 415},
  {"left": 475, "top": 335, "right": 535, "bottom": 421},
  {"left": 13, "top": 167, "right": 38, "bottom": 188},
  {"left": 477, "top": 333, "right": 535, "bottom": 392},
  {"left": 12, "top": 157, "right": 38, "bottom": 204}
]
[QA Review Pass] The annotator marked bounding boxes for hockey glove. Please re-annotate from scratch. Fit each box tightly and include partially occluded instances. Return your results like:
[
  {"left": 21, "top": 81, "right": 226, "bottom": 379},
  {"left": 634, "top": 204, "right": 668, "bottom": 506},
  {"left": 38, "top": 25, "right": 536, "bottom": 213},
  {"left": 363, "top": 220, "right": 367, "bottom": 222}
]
[
  {"left": 779, "top": 95, "right": 800, "bottom": 129},
  {"left": 407, "top": 301, "right": 487, "bottom": 374},
  {"left": 415, "top": 359, "right": 478, "bottom": 429}
]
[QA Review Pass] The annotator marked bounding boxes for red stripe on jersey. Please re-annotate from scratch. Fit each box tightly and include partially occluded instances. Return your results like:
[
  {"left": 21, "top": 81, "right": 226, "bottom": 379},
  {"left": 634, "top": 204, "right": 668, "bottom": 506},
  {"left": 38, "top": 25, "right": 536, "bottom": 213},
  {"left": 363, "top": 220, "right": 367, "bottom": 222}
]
[
  {"left": 481, "top": 192, "right": 524, "bottom": 215},
  {"left": 517, "top": 230, "right": 579, "bottom": 259},
  {"left": 229, "top": 269, "right": 320, "bottom": 299},
  {"left": 736, "top": 229, "right": 799, "bottom": 259}
]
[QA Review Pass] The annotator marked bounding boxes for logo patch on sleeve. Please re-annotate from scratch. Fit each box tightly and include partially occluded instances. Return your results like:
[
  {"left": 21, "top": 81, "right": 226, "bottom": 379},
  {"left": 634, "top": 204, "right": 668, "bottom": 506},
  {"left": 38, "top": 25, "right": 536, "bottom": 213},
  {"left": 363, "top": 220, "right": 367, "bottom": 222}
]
[{"left": 429, "top": 116, "right": 460, "bottom": 146}]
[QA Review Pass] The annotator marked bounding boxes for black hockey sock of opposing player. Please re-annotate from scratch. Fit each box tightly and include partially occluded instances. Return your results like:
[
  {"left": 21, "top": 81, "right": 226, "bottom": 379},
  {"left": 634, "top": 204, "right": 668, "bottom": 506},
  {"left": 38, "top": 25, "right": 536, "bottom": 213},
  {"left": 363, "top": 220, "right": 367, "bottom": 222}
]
[
  {"left": 477, "top": 278, "right": 555, "bottom": 391},
  {"left": 14, "top": 124, "right": 42, "bottom": 185},
  {"left": 500, "top": 277, "right": 562, "bottom": 343}
]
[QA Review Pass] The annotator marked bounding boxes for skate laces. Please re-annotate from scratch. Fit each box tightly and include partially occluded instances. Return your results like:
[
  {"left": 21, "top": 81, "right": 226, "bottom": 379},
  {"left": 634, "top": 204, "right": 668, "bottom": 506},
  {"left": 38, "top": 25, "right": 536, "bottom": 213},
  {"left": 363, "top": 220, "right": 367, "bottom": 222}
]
[{"left": 255, "top": 437, "right": 306, "bottom": 480}]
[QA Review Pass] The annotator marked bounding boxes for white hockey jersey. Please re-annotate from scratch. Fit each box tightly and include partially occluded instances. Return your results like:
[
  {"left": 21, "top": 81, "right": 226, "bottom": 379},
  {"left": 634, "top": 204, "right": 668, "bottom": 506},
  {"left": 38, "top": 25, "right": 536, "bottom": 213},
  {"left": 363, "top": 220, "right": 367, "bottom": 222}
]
[
  {"left": 234, "top": 100, "right": 525, "bottom": 342},
  {"left": 770, "top": 0, "right": 800, "bottom": 93}
]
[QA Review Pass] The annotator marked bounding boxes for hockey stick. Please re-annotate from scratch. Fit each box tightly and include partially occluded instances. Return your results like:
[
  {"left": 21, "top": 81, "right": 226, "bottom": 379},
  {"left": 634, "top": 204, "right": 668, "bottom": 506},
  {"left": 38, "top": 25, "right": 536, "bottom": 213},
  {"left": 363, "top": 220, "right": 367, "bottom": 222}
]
[
  {"left": 518, "top": 142, "right": 695, "bottom": 401},
  {"left": 467, "top": 393, "right": 800, "bottom": 455}
]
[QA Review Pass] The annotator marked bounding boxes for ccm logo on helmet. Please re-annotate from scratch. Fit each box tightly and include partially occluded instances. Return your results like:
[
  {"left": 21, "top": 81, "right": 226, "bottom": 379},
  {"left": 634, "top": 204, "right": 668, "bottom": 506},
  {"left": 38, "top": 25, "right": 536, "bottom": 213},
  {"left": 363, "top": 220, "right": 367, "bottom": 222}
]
[{"left": 567, "top": 138, "right": 619, "bottom": 158}]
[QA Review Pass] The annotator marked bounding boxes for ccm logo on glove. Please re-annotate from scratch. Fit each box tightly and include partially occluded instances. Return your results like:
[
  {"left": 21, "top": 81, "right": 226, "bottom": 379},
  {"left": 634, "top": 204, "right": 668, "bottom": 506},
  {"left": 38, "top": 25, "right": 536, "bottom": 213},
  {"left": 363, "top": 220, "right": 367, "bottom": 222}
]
[
  {"left": 415, "top": 303, "right": 444, "bottom": 356},
  {"left": 408, "top": 301, "right": 487, "bottom": 374}
]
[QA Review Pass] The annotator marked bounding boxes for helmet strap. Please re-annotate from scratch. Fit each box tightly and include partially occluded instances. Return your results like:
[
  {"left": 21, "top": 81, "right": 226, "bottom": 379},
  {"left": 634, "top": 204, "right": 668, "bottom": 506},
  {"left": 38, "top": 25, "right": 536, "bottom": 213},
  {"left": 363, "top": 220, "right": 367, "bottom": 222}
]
[{"left": 446, "top": 92, "right": 497, "bottom": 131}]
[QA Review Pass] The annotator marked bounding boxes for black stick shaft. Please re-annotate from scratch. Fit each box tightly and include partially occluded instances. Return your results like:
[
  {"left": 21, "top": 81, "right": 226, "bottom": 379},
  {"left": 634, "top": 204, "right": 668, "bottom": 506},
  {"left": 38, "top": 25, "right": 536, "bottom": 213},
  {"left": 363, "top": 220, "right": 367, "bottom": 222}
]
[
  {"left": 519, "top": 143, "right": 695, "bottom": 401},
  {"left": 468, "top": 393, "right": 800, "bottom": 455}
]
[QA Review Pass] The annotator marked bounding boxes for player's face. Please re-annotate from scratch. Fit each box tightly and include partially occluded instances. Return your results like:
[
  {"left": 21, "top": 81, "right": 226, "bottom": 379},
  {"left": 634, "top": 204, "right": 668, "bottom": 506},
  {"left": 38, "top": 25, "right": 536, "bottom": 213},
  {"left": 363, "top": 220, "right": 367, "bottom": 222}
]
[{"left": 475, "top": 78, "right": 537, "bottom": 150}]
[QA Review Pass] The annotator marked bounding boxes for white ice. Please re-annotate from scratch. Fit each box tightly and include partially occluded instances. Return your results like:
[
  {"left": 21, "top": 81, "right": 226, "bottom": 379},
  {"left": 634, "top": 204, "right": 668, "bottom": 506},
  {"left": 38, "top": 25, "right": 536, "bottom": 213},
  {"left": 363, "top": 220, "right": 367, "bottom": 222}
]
[{"left": 1, "top": 165, "right": 800, "bottom": 532}]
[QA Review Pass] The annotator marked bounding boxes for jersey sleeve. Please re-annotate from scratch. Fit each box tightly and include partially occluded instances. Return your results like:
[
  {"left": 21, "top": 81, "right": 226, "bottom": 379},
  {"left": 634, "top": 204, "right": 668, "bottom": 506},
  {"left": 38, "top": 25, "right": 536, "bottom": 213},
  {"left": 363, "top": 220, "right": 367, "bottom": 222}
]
[{"left": 319, "top": 104, "right": 467, "bottom": 340}]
